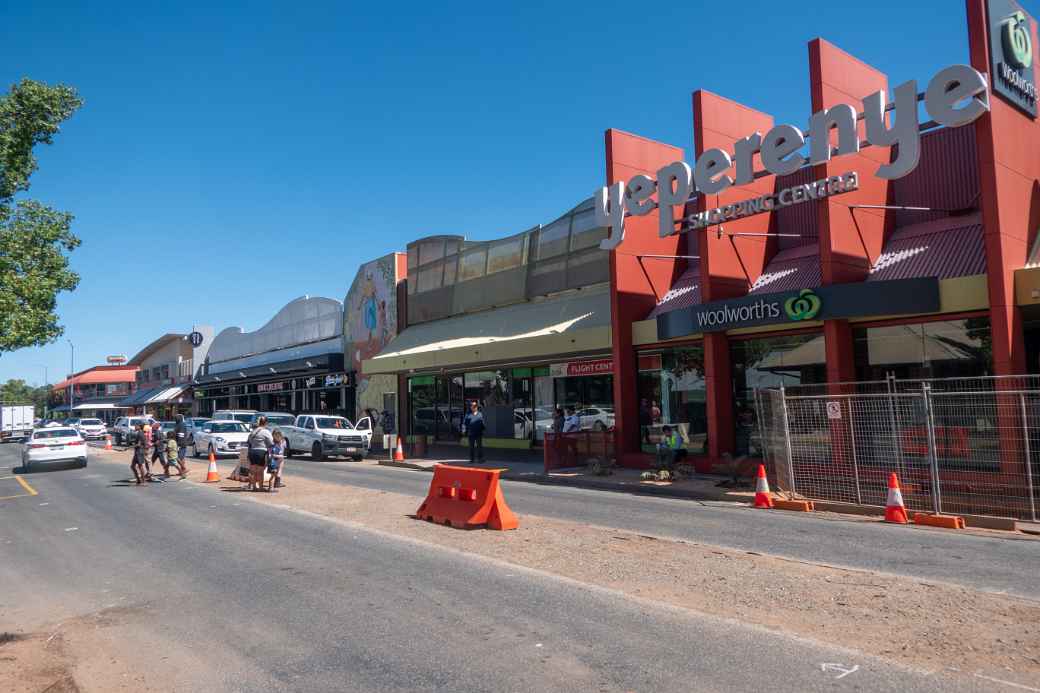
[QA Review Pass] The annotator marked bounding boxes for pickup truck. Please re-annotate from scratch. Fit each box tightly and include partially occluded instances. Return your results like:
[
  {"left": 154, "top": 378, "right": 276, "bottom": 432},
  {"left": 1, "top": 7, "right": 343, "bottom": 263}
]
[
  {"left": 111, "top": 415, "right": 156, "bottom": 445},
  {"left": 282, "top": 414, "right": 372, "bottom": 461},
  {"left": 1, "top": 405, "right": 35, "bottom": 442}
]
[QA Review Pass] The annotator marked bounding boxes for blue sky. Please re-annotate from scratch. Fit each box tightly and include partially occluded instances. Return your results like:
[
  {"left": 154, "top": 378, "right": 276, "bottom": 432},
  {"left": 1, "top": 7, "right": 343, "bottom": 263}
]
[{"left": 0, "top": 0, "right": 1002, "bottom": 384}]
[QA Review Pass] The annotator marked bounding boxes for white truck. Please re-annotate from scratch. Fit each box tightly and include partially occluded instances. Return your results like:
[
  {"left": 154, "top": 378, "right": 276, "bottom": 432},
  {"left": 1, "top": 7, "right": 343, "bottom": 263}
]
[
  {"left": 282, "top": 414, "right": 372, "bottom": 461},
  {"left": 1, "top": 404, "right": 35, "bottom": 442}
]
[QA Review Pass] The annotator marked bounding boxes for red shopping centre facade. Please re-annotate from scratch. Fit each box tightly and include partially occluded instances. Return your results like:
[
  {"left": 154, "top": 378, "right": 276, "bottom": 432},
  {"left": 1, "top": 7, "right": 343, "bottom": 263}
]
[{"left": 601, "top": 0, "right": 1040, "bottom": 470}]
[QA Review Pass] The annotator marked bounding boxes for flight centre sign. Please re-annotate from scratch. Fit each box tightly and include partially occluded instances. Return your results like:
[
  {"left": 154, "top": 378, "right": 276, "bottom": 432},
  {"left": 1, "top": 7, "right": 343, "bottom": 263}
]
[
  {"left": 656, "top": 277, "right": 941, "bottom": 338},
  {"left": 593, "top": 64, "right": 992, "bottom": 248}
]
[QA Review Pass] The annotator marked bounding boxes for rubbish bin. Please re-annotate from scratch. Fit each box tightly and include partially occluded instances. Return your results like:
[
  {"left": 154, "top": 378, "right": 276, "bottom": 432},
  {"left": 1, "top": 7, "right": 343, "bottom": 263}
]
[{"left": 413, "top": 434, "right": 428, "bottom": 457}]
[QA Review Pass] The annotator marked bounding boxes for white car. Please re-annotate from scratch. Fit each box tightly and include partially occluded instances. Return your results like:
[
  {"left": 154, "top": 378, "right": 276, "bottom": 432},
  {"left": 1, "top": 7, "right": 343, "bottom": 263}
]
[
  {"left": 577, "top": 407, "right": 615, "bottom": 431},
  {"left": 281, "top": 414, "right": 372, "bottom": 461},
  {"left": 22, "top": 427, "right": 88, "bottom": 470},
  {"left": 74, "top": 418, "right": 108, "bottom": 440},
  {"left": 192, "top": 420, "right": 251, "bottom": 458}
]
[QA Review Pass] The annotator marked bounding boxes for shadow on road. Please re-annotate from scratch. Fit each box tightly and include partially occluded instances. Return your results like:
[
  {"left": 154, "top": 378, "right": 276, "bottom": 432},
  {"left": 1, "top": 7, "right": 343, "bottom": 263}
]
[{"left": 13, "top": 460, "right": 86, "bottom": 475}]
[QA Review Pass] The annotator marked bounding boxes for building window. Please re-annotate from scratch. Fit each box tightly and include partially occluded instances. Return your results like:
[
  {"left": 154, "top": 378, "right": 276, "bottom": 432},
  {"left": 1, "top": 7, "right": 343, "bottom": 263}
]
[
  {"left": 731, "top": 332, "right": 827, "bottom": 457},
  {"left": 637, "top": 347, "right": 707, "bottom": 453},
  {"left": 853, "top": 317, "right": 992, "bottom": 381},
  {"left": 458, "top": 248, "right": 487, "bottom": 282}
]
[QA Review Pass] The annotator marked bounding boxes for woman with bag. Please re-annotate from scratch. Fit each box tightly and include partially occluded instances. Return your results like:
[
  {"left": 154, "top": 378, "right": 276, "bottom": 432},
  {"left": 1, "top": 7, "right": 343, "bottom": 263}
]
[{"left": 246, "top": 415, "right": 274, "bottom": 491}]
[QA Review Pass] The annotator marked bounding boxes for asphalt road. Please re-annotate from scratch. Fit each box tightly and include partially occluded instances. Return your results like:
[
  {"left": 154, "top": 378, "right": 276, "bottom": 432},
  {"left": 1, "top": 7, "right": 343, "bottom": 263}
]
[
  {"left": 278, "top": 455, "right": 1040, "bottom": 600},
  {"left": 0, "top": 444, "right": 988, "bottom": 692}
]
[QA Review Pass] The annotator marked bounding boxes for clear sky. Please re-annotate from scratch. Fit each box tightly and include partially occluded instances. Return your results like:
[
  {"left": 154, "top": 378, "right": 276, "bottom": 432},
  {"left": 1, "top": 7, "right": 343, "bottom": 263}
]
[{"left": 0, "top": 0, "right": 1005, "bottom": 385}]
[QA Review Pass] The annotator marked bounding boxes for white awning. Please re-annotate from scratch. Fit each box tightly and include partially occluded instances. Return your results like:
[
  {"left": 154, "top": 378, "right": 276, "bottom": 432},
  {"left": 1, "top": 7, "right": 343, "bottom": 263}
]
[
  {"left": 363, "top": 286, "right": 611, "bottom": 374},
  {"left": 145, "top": 385, "right": 190, "bottom": 403},
  {"left": 72, "top": 402, "right": 129, "bottom": 411}
]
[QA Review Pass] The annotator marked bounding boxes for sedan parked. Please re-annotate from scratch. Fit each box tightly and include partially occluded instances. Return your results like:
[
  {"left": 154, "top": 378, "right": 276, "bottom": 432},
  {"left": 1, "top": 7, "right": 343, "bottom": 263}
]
[
  {"left": 22, "top": 427, "right": 88, "bottom": 470},
  {"left": 74, "top": 418, "right": 109, "bottom": 440},
  {"left": 192, "top": 420, "right": 250, "bottom": 458}
]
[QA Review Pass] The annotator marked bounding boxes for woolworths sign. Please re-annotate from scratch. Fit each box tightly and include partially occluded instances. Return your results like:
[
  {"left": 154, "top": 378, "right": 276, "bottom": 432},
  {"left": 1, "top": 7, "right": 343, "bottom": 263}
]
[{"left": 657, "top": 278, "right": 940, "bottom": 338}]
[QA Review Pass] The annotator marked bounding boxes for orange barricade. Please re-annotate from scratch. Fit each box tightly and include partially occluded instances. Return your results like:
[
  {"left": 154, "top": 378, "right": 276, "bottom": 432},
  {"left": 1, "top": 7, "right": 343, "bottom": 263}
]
[{"left": 415, "top": 464, "right": 519, "bottom": 530}]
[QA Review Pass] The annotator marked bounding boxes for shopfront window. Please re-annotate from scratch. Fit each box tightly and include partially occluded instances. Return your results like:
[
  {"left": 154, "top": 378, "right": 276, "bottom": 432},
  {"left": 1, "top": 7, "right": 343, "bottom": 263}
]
[
  {"left": 637, "top": 347, "right": 707, "bottom": 454},
  {"left": 553, "top": 374, "right": 614, "bottom": 431},
  {"left": 853, "top": 317, "right": 992, "bottom": 381},
  {"left": 731, "top": 332, "right": 827, "bottom": 457},
  {"left": 409, "top": 376, "right": 438, "bottom": 436}
]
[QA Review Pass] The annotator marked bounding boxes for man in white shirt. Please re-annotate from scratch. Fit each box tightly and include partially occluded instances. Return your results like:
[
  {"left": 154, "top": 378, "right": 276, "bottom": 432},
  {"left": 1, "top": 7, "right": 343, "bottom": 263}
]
[{"left": 562, "top": 407, "right": 580, "bottom": 433}]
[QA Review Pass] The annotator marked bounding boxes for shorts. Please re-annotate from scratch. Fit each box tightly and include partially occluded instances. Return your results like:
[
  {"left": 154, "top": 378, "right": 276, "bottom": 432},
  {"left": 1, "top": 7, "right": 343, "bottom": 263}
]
[
  {"left": 177, "top": 446, "right": 187, "bottom": 462},
  {"left": 247, "top": 449, "right": 268, "bottom": 467}
]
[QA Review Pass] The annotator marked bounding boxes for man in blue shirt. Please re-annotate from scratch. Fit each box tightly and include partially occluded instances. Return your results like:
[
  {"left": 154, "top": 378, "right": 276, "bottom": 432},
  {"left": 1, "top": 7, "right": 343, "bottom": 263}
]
[{"left": 462, "top": 400, "right": 485, "bottom": 464}]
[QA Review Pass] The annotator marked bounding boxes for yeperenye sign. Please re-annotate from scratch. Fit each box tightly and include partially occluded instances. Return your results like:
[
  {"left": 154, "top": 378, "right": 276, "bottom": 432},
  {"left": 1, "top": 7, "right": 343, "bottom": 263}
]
[
  {"left": 656, "top": 277, "right": 940, "bottom": 338},
  {"left": 593, "top": 64, "right": 992, "bottom": 248},
  {"left": 988, "top": 0, "right": 1037, "bottom": 117}
]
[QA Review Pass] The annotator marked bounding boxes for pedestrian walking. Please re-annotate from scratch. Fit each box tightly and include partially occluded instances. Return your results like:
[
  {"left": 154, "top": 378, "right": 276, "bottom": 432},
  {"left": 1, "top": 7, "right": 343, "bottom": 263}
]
[
  {"left": 141, "top": 422, "right": 154, "bottom": 480},
  {"left": 130, "top": 423, "right": 148, "bottom": 485},
  {"left": 173, "top": 414, "right": 189, "bottom": 478},
  {"left": 151, "top": 421, "right": 169, "bottom": 476},
  {"left": 246, "top": 415, "right": 274, "bottom": 492},
  {"left": 266, "top": 430, "right": 286, "bottom": 492},
  {"left": 462, "top": 400, "right": 485, "bottom": 464},
  {"left": 165, "top": 432, "right": 183, "bottom": 479}
]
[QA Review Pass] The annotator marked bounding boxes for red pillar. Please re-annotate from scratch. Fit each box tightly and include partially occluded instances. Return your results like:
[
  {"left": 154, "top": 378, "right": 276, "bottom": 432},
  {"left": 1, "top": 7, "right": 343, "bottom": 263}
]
[
  {"left": 692, "top": 91, "right": 777, "bottom": 463},
  {"left": 809, "top": 38, "right": 893, "bottom": 387},
  {"left": 604, "top": 130, "right": 686, "bottom": 467}
]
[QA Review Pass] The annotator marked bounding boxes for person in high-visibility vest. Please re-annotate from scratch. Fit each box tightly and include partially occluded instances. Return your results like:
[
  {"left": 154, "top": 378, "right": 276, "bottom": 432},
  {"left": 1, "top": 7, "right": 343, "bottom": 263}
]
[{"left": 656, "top": 425, "right": 687, "bottom": 470}]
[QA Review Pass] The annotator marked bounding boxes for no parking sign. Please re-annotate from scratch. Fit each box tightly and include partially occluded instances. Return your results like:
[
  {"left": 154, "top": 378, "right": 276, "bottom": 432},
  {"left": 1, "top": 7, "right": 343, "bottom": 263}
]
[{"left": 825, "top": 401, "right": 842, "bottom": 420}]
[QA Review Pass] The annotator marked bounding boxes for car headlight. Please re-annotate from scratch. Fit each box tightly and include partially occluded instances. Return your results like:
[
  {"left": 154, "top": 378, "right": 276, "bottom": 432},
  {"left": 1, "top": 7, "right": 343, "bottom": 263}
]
[{"left": 215, "top": 437, "right": 225, "bottom": 444}]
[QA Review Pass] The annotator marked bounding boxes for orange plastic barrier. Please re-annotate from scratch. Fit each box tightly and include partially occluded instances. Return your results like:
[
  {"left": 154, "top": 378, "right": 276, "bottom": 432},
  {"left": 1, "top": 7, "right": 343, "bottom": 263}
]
[
  {"left": 415, "top": 464, "right": 519, "bottom": 530},
  {"left": 912, "top": 512, "right": 966, "bottom": 529}
]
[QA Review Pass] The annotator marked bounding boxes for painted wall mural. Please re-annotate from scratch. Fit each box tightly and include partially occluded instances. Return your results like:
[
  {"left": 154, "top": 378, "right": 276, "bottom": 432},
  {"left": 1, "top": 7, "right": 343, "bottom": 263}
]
[{"left": 343, "top": 253, "right": 402, "bottom": 420}]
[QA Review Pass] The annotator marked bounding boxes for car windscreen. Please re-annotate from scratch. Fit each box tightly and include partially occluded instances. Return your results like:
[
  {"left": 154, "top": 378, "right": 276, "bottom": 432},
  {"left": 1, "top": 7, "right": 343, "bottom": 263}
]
[
  {"left": 81, "top": 419, "right": 103, "bottom": 425},
  {"left": 231, "top": 414, "right": 254, "bottom": 423},
  {"left": 265, "top": 415, "right": 295, "bottom": 426},
  {"left": 191, "top": 418, "right": 210, "bottom": 426},
  {"left": 33, "top": 429, "right": 78, "bottom": 439},
  {"left": 130, "top": 418, "right": 152, "bottom": 426},
  {"left": 314, "top": 417, "right": 352, "bottom": 430},
  {"left": 210, "top": 422, "right": 248, "bottom": 433}
]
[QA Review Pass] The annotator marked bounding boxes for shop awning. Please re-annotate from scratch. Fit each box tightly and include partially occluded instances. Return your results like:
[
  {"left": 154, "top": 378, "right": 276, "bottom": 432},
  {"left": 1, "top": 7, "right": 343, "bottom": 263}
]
[
  {"left": 748, "top": 243, "right": 821, "bottom": 295},
  {"left": 363, "top": 286, "right": 612, "bottom": 374},
  {"left": 72, "top": 401, "right": 128, "bottom": 411},
  {"left": 118, "top": 384, "right": 191, "bottom": 407},
  {"left": 869, "top": 213, "right": 985, "bottom": 282}
]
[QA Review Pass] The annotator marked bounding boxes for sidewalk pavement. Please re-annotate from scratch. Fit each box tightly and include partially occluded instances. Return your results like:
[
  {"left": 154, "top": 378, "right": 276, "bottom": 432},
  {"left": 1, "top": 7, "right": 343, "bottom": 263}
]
[{"left": 372, "top": 443, "right": 756, "bottom": 504}]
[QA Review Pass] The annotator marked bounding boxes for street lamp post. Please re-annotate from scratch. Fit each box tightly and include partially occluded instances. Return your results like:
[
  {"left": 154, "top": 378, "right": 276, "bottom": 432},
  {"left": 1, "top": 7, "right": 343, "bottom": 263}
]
[{"left": 67, "top": 340, "right": 75, "bottom": 416}]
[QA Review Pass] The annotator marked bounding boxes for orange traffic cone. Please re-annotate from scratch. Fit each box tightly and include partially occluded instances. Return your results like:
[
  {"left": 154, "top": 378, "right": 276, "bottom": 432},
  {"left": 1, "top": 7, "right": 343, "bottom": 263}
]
[
  {"left": 884, "top": 472, "right": 909, "bottom": 524},
  {"left": 104, "top": 435, "right": 113, "bottom": 451},
  {"left": 204, "top": 450, "right": 220, "bottom": 483},
  {"left": 753, "top": 464, "right": 774, "bottom": 509},
  {"left": 394, "top": 436, "right": 406, "bottom": 462}
]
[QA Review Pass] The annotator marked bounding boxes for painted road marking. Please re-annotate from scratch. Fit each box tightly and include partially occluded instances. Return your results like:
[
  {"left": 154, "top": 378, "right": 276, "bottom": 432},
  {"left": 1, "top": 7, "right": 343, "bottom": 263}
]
[
  {"left": 820, "top": 663, "right": 859, "bottom": 679},
  {"left": 975, "top": 673, "right": 1040, "bottom": 692},
  {"left": 0, "top": 475, "right": 37, "bottom": 500},
  {"left": 64, "top": 527, "right": 78, "bottom": 532}
]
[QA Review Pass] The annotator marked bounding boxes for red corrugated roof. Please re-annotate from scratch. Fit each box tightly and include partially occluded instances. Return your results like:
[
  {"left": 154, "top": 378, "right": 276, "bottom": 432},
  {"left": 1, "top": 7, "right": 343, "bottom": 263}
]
[
  {"left": 52, "top": 366, "right": 139, "bottom": 391},
  {"left": 748, "top": 243, "right": 822, "bottom": 294},
  {"left": 647, "top": 264, "right": 701, "bottom": 318},
  {"left": 869, "top": 213, "right": 985, "bottom": 282}
]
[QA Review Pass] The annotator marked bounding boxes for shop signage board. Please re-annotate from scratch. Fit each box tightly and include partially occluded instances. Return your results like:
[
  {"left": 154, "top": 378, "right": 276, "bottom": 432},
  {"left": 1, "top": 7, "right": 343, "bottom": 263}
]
[
  {"left": 592, "top": 63, "right": 992, "bottom": 247},
  {"left": 256, "top": 382, "right": 285, "bottom": 393},
  {"left": 657, "top": 277, "right": 940, "bottom": 338},
  {"left": 988, "top": 0, "right": 1037, "bottom": 117},
  {"left": 550, "top": 359, "right": 614, "bottom": 377}
]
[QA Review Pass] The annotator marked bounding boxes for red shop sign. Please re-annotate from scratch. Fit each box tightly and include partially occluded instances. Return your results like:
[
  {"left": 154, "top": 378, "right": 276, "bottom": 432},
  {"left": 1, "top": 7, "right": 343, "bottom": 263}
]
[{"left": 566, "top": 359, "right": 613, "bottom": 376}]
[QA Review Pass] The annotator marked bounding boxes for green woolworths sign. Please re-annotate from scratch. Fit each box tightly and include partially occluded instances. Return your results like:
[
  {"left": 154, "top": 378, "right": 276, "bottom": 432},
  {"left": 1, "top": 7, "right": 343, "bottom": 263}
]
[{"left": 657, "top": 278, "right": 940, "bottom": 339}]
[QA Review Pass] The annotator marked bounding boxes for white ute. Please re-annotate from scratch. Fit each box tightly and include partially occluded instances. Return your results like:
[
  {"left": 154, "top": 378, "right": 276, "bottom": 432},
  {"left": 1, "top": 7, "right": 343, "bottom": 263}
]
[{"left": 282, "top": 414, "right": 371, "bottom": 461}]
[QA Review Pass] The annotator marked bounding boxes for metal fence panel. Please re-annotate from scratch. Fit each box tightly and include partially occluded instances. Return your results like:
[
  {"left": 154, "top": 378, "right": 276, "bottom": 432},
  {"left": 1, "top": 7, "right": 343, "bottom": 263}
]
[{"left": 754, "top": 376, "right": 1040, "bottom": 522}]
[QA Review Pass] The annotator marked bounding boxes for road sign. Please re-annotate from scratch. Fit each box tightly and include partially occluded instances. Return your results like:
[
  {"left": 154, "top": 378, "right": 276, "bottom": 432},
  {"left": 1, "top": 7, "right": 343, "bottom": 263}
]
[
  {"left": 189, "top": 331, "right": 204, "bottom": 347},
  {"left": 825, "top": 401, "right": 842, "bottom": 420}
]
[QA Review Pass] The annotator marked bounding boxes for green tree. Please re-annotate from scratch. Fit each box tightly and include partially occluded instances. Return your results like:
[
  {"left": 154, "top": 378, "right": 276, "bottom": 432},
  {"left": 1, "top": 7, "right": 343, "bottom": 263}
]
[
  {"left": 0, "top": 378, "right": 52, "bottom": 416},
  {"left": 0, "top": 79, "right": 83, "bottom": 354}
]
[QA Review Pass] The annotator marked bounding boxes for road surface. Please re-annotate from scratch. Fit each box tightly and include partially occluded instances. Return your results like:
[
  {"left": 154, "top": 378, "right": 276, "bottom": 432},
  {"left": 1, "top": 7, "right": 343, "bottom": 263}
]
[{"left": 0, "top": 444, "right": 988, "bottom": 692}]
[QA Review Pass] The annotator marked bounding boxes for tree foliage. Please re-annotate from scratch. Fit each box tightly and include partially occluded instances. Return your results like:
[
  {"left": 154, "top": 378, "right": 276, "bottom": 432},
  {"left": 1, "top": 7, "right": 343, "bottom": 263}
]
[
  {"left": 0, "top": 79, "right": 83, "bottom": 354},
  {"left": 0, "top": 378, "right": 52, "bottom": 415}
]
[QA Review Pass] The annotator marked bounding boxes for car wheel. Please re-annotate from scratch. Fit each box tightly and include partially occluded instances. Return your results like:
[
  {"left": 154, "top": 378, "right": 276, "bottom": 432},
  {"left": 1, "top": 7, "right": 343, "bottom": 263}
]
[
  {"left": 115, "top": 433, "right": 123, "bottom": 446},
  {"left": 285, "top": 446, "right": 292, "bottom": 459},
  {"left": 352, "top": 455, "right": 363, "bottom": 461},
  {"left": 79, "top": 458, "right": 88, "bottom": 468},
  {"left": 594, "top": 421, "right": 607, "bottom": 432},
  {"left": 193, "top": 443, "right": 200, "bottom": 458},
  {"left": 312, "top": 442, "right": 325, "bottom": 461}
]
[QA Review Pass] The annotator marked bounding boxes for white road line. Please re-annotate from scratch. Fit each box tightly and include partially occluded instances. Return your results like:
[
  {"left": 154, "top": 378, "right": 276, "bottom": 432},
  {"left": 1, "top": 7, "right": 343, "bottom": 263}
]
[
  {"left": 64, "top": 527, "right": 78, "bottom": 532},
  {"left": 975, "top": 673, "right": 1040, "bottom": 692}
]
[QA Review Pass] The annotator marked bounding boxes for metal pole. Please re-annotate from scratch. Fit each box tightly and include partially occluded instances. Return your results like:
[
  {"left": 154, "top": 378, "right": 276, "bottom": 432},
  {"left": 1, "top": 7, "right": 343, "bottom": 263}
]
[
  {"left": 753, "top": 388, "right": 770, "bottom": 467},
  {"left": 1020, "top": 393, "right": 1037, "bottom": 523},
  {"left": 887, "top": 373, "right": 906, "bottom": 481},
  {"left": 778, "top": 384, "right": 797, "bottom": 496},
  {"left": 922, "top": 384, "right": 942, "bottom": 515},
  {"left": 847, "top": 399, "right": 862, "bottom": 505},
  {"left": 67, "top": 340, "right": 75, "bottom": 417}
]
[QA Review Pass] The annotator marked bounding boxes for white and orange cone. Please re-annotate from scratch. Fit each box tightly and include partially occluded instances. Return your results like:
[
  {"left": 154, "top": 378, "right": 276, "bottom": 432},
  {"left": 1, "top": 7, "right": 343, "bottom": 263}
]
[
  {"left": 104, "top": 435, "right": 113, "bottom": 451},
  {"left": 204, "top": 450, "right": 220, "bottom": 483},
  {"left": 753, "top": 464, "right": 774, "bottom": 509},
  {"left": 884, "top": 472, "right": 909, "bottom": 524},
  {"left": 394, "top": 436, "right": 406, "bottom": 462}
]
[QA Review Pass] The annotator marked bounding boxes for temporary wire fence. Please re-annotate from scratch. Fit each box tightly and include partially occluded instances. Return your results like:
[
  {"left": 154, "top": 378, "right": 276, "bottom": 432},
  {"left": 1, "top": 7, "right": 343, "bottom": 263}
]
[
  {"left": 543, "top": 431, "right": 615, "bottom": 473},
  {"left": 755, "top": 375, "right": 1040, "bottom": 522}
]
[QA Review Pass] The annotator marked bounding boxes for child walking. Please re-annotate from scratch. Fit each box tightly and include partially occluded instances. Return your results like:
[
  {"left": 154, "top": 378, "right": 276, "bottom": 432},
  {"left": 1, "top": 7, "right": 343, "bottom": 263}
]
[
  {"left": 266, "top": 431, "right": 286, "bottom": 492},
  {"left": 165, "top": 432, "right": 185, "bottom": 479}
]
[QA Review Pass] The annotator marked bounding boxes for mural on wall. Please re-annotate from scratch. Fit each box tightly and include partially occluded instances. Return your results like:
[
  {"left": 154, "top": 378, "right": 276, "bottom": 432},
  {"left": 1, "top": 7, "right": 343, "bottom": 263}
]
[{"left": 343, "top": 254, "right": 399, "bottom": 408}]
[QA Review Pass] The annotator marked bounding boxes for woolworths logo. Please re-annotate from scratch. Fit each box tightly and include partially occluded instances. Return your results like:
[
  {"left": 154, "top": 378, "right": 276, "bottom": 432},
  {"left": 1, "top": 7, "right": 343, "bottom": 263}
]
[
  {"left": 1003, "top": 10, "right": 1033, "bottom": 69},
  {"left": 784, "top": 289, "right": 822, "bottom": 321}
]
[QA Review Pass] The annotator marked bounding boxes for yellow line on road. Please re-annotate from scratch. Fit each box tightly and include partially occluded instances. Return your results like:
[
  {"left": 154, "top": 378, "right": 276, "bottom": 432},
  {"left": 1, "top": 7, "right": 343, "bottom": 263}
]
[
  {"left": 16, "top": 476, "right": 37, "bottom": 496},
  {"left": 0, "top": 475, "right": 37, "bottom": 500}
]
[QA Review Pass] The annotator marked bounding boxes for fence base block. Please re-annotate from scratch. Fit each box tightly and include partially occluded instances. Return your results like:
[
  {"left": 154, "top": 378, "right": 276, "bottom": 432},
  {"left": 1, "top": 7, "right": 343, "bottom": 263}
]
[
  {"left": 773, "top": 499, "right": 814, "bottom": 512},
  {"left": 912, "top": 513, "right": 966, "bottom": 530}
]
